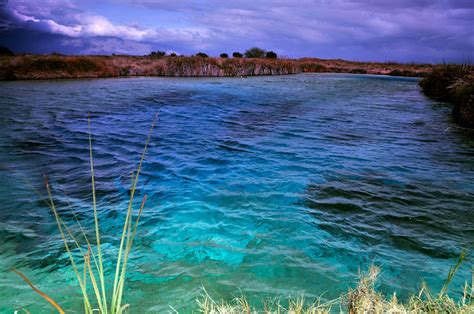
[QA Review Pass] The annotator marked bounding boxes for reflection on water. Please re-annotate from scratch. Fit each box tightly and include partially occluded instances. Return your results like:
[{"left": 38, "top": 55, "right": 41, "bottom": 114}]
[{"left": 0, "top": 74, "right": 473, "bottom": 312}]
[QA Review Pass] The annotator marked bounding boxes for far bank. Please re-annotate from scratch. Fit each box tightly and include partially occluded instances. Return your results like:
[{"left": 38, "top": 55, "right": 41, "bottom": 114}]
[{"left": 0, "top": 54, "right": 434, "bottom": 80}]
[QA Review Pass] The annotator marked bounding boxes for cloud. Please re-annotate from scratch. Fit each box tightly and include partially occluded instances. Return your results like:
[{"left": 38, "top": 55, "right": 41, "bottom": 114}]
[
  {"left": 62, "top": 37, "right": 153, "bottom": 55},
  {"left": 3, "top": 1, "right": 212, "bottom": 42},
  {"left": 0, "top": 0, "right": 472, "bottom": 62}
]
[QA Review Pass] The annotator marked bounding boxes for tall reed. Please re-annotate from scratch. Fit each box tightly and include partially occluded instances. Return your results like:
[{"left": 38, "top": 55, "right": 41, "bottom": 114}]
[{"left": 13, "top": 114, "right": 157, "bottom": 313}]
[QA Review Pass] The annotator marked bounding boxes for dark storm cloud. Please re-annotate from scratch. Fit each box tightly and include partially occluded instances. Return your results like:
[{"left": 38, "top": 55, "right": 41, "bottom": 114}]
[{"left": 0, "top": 0, "right": 472, "bottom": 62}]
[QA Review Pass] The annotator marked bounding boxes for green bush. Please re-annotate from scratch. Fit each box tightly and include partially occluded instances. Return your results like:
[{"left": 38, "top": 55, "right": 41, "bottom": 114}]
[
  {"left": 244, "top": 47, "right": 265, "bottom": 58},
  {"left": 232, "top": 52, "right": 243, "bottom": 58},
  {"left": 265, "top": 51, "right": 277, "bottom": 59},
  {"left": 220, "top": 53, "right": 229, "bottom": 58},
  {"left": 149, "top": 51, "right": 166, "bottom": 58}
]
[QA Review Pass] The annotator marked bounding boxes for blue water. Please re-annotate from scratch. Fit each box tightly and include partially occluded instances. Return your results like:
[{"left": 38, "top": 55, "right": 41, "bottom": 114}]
[{"left": 0, "top": 74, "right": 473, "bottom": 312}]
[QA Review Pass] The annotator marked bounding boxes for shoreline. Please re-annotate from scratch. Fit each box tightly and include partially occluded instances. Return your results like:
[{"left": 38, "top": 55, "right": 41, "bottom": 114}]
[
  {"left": 0, "top": 54, "right": 434, "bottom": 81},
  {"left": 419, "top": 64, "right": 474, "bottom": 128},
  {"left": 0, "top": 72, "right": 423, "bottom": 83}
]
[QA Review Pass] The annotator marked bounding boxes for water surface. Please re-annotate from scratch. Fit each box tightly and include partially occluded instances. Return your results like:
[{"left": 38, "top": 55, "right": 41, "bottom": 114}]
[{"left": 0, "top": 74, "right": 473, "bottom": 312}]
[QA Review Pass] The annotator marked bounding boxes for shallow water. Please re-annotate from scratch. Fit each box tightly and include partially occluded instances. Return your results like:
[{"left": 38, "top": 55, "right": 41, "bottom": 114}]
[{"left": 0, "top": 74, "right": 473, "bottom": 312}]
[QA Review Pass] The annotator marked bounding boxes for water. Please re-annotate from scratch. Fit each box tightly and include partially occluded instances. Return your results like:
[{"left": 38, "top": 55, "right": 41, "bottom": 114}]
[{"left": 0, "top": 74, "right": 473, "bottom": 312}]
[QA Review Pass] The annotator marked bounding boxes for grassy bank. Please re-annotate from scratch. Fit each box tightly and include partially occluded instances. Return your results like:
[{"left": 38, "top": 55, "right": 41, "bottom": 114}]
[
  {"left": 0, "top": 54, "right": 434, "bottom": 80},
  {"left": 419, "top": 64, "right": 474, "bottom": 128}
]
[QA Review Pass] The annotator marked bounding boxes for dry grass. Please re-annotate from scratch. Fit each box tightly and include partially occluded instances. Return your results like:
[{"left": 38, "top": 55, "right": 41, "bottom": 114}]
[
  {"left": 419, "top": 64, "right": 474, "bottom": 127},
  {"left": 0, "top": 54, "right": 435, "bottom": 80},
  {"left": 198, "top": 253, "right": 473, "bottom": 314}
]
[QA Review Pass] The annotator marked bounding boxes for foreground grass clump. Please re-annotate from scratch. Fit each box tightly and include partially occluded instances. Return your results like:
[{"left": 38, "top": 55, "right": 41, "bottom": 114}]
[
  {"left": 198, "top": 256, "right": 473, "bottom": 314},
  {"left": 12, "top": 116, "right": 156, "bottom": 313},
  {"left": 419, "top": 64, "right": 474, "bottom": 127}
]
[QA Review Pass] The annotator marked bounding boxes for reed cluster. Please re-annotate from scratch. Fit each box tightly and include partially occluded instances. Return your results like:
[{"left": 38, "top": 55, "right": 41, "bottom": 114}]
[{"left": 13, "top": 116, "right": 156, "bottom": 313}]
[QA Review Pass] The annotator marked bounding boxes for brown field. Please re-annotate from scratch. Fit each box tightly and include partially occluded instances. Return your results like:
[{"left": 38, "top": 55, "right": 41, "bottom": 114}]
[{"left": 0, "top": 54, "right": 435, "bottom": 80}]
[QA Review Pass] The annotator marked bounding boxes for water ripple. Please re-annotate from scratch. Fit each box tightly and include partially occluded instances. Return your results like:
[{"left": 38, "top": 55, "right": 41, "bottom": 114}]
[{"left": 0, "top": 74, "right": 473, "bottom": 312}]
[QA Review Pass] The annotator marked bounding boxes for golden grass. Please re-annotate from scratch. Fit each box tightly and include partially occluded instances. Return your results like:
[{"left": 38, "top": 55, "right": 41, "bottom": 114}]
[
  {"left": 0, "top": 54, "right": 436, "bottom": 80},
  {"left": 198, "top": 254, "right": 473, "bottom": 314}
]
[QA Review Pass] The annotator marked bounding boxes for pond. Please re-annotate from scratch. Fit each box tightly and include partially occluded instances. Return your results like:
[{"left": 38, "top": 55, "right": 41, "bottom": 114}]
[{"left": 0, "top": 74, "right": 472, "bottom": 312}]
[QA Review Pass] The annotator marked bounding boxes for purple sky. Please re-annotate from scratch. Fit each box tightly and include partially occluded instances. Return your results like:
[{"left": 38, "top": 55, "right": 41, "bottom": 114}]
[{"left": 1, "top": 0, "right": 473, "bottom": 62}]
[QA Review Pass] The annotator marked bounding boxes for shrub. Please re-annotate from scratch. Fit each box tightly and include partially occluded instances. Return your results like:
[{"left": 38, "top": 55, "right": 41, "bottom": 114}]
[
  {"left": 220, "top": 53, "right": 229, "bottom": 58},
  {"left": 149, "top": 50, "right": 166, "bottom": 58},
  {"left": 232, "top": 52, "right": 243, "bottom": 58},
  {"left": 169, "top": 52, "right": 177, "bottom": 57},
  {"left": 419, "top": 64, "right": 471, "bottom": 100},
  {"left": 195, "top": 52, "right": 209, "bottom": 58},
  {"left": 244, "top": 47, "right": 266, "bottom": 58},
  {"left": 420, "top": 64, "right": 474, "bottom": 127},
  {"left": 265, "top": 51, "right": 277, "bottom": 59}
]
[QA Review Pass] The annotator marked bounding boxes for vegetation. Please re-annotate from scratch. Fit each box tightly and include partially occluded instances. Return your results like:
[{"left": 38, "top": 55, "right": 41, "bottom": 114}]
[
  {"left": 232, "top": 52, "right": 243, "bottom": 58},
  {"left": 149, "top": 50, "right": 166, "bottom": 58},
  {"left": 196, "top": 52, "right": 209, "bottom": 58},
  {"left": 419, "top": 64, "right": 472, "bottom": 100},
  {"left": 220, "top": 53, "right": 229, "bottom": 58},
  {"left": 419, "top": 64, "right": 474, "bottom": 127},
  {"left": 198, "top": 255, "right": 473, "bottom": 313},
  {"left": 265, "top": 51, "right": 278, "bottom": 59},
  {"left": 12, "top": 116, "right": 157, "bottom": 313},
  {"left": 244, "top": 47, "right": 266, "bottom": 58},
  {"left": 0, "top": 54, "right": 435, "bottom": 80}
]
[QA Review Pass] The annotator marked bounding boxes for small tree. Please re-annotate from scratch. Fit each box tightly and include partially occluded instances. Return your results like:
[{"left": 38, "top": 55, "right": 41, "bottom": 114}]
[
  {"left": 232, "top": 52, "right": 243, "bottom": 58},
  {"left": 169, "top": 52, "right": 178, "bottom": 57},
  {"left": 220, "top": 53, "right": 229, "bottom": 58},
  {"left": 150, "top": 50, "right": 166, "bottom": 58},
  {"left": 265, "top": 51, "right": 277, "bottom": 59},
  {"left": 196, "top": 52, "right": 209, "bottom": 58},
  {"left": 244, "top": 47, "right": 265, "bottom": 58}
]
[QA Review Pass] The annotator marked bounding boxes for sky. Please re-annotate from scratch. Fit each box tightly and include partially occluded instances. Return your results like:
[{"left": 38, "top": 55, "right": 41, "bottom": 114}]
[{"left": 0, "top": 0, "right": 473, "bottom": 62}]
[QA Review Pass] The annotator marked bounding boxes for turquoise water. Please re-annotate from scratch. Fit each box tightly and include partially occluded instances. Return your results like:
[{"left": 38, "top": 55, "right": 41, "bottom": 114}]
[{"left": 0, "top": 74, "right": 473, "bottom": 312}]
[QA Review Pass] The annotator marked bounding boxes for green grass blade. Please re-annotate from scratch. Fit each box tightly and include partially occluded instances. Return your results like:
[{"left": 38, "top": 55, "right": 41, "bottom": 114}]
[
  {"left": 440, "top": 250, "right": 466, "bottom": 297},
  {"left": 88, "top": 115, "right": 108, "bottom": 313},
  {"left": 115, "top": 195, "right": 147, "bottom": 311},
  {"left": 45, "top": 178, "right": 93, "bottom": 312},
  {"left": 111, "top": 114, "right": 157, "bottom": 312}
]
